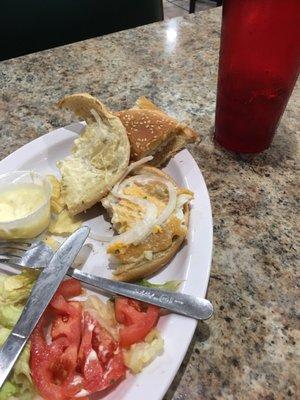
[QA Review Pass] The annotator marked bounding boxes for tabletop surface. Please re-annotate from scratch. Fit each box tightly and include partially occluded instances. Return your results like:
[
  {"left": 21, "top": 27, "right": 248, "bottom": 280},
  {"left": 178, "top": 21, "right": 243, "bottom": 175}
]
[{"left": 0, "top": 7, "right": 299, "bottom": 400}]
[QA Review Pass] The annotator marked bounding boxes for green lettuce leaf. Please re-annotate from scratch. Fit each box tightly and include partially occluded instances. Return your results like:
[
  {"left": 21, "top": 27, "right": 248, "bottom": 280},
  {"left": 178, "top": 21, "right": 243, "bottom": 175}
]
[
  {"left": 0, "top": 380, "right": 18, "bottom": 400},
  {"left": 0, "top": 327, "right": 10, "bottom": 345},
  {"left": 0, "top": 305, "right": 22, "bottom": 329},
  {"left": 13, "top": 344, "right": 33, "bottom": 399},
  {"left": 0, "top": 327, "right": 34, "bottom": 400},
  {"left": 0, "top": 272, "right": 37, "bottom": 399},
  {"left": 0, "top": 270, "right": 37, "bottom": 305},
  {"left": 138, "top": 279, "right": 182, "bottom": 292}
]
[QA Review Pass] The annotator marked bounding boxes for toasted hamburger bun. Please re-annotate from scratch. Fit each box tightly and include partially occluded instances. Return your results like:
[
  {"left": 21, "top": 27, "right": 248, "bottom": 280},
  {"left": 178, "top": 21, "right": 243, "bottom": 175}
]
[
  {"left": 112, "top": 206, "right": 189, "bottom": 282},
  {"left": 116, "top": 97, "right": 199, "bottom": 167},
  {"left": 57, "top": 93, "right": 130, "bottom": 215},
  {"left": 102, "top": 166, "right": 192, "bottom": 282}
]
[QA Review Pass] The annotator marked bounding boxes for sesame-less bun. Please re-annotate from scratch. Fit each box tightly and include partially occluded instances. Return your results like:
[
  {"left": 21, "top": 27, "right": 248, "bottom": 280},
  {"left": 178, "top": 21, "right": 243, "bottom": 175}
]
[
  {"left": 113, "top": 206, "right": 189, "bottom": 282},
  {"left": 103, "top": 166, "right": 192, "bottom": 282},
  {"left": 57, "top": 93, "right": 130, "bottom": 215},
  {"left": 115, "top": 97, "right": 199, "bottom": 167}
]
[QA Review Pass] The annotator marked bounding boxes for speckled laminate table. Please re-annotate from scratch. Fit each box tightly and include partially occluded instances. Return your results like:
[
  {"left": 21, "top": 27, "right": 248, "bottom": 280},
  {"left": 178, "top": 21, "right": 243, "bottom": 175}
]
[{"left": 0, "top": 7, "right": 299, "bottom": 400}]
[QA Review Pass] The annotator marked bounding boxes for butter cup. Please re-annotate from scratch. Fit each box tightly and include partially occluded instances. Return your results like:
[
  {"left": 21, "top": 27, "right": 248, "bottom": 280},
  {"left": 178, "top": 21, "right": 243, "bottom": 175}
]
[{"left": 0, "top": 171, "right": 52, "bottom": 239}]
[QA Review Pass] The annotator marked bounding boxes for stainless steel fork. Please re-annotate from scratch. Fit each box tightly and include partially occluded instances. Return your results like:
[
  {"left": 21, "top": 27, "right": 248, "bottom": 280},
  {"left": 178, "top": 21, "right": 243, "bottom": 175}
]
[
  {"left": 0, "top": 240, "right": 213, "bottom": 320},
  {"left": 0, "top": 240, "right": 91, "bottom": 269},
  {"left": 0, "top": 240, "right": 54, "bottom": 267}
]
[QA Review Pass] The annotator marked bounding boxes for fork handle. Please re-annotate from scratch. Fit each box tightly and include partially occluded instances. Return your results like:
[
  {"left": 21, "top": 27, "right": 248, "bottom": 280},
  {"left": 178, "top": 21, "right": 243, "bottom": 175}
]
[
  {"left": 69, "top": 269, "right": 213, "bottom": 320},
  {"left": 0, "top": 261, "right": 213, "bottom": 320}
]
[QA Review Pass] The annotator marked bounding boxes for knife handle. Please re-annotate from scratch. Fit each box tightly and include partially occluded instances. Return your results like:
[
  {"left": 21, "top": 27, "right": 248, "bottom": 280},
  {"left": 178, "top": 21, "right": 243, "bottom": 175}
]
[{"left": 69, "top": 269, "right": 213, "bottom": 320}]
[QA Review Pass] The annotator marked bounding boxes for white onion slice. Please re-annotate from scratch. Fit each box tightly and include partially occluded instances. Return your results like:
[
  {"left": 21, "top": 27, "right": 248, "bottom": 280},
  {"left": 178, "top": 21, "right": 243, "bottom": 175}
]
[
  {"left": 109, "top": 174, "right": 177, "bottom": 246},
  {"left": 89, "top": 231, "right": 112, "bottom": 242},
  {"left": 45, "top": 323, "right": 53, "bottom": 345},
  {"left": 90, "top": 108, "right": 102, "bottom": 125},
  {"left": 69, "top": 295, "right": 88, "bottom": 302},
  {"left": 116, "top": 174, "right": 177, "bottom": 226},
  {"left": 113, "top": 156, "right": 153, "bottom": 194},
  {"left": 110, "top": 194, "right": 158, "bottom": 245},
  {"left": 155, "top": 179, "right": 177, "bottom": 226},
  {"left": 176, "top": 193, "right": 193, "bottom": 209},
  {"left": 113, "top": 174, "right": 150, "bottom": 195},
  {"left": 75, "top": 389, "right": 90, "bottom": 398},
  {"left": 126, "top": 155, "right": 153, "bottom": 174},
  {"left": 73, "top": 243, "right": 93, "bottom": 268}
]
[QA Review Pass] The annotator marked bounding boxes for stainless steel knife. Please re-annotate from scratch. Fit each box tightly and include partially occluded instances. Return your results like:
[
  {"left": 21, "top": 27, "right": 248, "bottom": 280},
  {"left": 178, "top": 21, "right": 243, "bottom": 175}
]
[{"left": 0, "top": 226, "right": 90, "bottom": 389}]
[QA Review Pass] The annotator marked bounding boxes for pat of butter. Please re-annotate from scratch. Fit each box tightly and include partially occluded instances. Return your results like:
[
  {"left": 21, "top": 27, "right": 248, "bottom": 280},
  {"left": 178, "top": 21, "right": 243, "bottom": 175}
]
[{"left": 0, "top": 178, "right": 51, "bottom": 240}]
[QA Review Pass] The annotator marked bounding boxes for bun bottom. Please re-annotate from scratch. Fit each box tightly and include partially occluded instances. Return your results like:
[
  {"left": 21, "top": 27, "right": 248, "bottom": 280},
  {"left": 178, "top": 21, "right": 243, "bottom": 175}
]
[{"left": 112, "top": 206, "right": 189, "bottom": 282}]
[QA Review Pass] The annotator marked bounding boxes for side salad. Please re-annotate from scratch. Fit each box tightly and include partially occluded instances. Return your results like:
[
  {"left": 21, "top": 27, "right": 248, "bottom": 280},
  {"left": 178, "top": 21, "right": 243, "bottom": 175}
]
[{"left": 0, "top": 271, "right": 173, "bottom": 400}]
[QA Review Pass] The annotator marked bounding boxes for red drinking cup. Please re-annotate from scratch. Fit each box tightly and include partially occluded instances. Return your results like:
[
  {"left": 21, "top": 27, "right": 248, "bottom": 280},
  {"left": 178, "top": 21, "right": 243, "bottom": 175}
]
[{"left": 214, "top": 0, "right": 300, "bottom": 153}]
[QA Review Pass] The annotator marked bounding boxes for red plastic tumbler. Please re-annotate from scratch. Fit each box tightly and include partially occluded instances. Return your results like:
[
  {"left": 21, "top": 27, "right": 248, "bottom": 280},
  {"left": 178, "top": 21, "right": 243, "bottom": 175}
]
[{"left": 214, "top": 0, "right": 300, "bottom": 153}]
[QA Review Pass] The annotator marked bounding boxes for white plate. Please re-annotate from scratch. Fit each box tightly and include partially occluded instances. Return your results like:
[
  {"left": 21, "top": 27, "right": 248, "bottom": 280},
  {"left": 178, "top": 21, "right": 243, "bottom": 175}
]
[{"left": 0, "top": 123, "right": 213, "bottom": 400}]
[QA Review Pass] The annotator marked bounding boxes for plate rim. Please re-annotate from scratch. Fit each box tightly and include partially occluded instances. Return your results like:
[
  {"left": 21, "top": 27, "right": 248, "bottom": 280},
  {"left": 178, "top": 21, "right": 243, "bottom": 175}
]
[{"left": 0, "top": 123, "right": 213, "bottom": 400}]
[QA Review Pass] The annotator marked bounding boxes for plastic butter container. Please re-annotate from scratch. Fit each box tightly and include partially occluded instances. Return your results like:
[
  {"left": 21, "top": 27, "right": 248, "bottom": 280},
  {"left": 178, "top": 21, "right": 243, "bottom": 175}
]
[{"left": 0, "top": 171, "right": 52, "bottom": 239}]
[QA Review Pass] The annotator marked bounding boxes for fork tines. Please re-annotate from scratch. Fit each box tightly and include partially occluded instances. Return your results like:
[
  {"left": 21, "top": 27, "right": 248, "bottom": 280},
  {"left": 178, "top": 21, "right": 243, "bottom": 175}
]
[
  {"left": 0, "top": 241, "right": 31, "bottom": 258},
  {"left": 0, "top": 242, "right": 31, "bottom": 250}
]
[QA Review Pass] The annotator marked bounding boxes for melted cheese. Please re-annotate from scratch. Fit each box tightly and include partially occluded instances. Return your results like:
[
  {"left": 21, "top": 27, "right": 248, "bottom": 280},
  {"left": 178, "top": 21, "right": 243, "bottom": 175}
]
[
  {"left": 108, "top": 215, "right": 187, "bottom": 263},
  {"left": 110, "top": 182, "right": 169, "bottom": 234},
  {"left": 107, "top": 182, "right": 192, "bottom": 264}
]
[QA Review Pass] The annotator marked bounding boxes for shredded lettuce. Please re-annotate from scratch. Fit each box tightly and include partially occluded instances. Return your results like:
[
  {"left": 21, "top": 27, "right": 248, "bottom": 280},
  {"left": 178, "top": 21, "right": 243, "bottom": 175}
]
[
  {"left": 138, "top": 279, "right": 182, "bottom": 292},
  {"left": 13, "top": 344, "right": 33, "bottom": 400},
  {"left": 0, "top": 327, "right": 10, "bottom": 344},
  {"left": 124, "top": 329, "right": 164, "bottom": 374},
  {"left": 0, "top": 270, "right": 37, "bottom": 305},
  {"left": 0, "top": 271, "right": 37, "bottom": 399},
  {"left": 0, "top": 329, "right": 33, "bottom": 400},
  {"left": 0, "top": 305, "right": 22, "bottom": 329},
  {"left": 0, "top": 381, "right": 18, "bottom": 400},
  {"left": 84, "top": 295, "right": 119, "bottom": 340}
]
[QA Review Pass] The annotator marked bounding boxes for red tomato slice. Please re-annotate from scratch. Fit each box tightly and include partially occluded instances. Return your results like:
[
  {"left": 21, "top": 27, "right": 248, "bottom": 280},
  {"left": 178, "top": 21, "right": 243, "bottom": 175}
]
[
  {"left": 31, "top": 284, "right": 83, "bottom": 400},
  {"left": 30, "top": 319, "right": 70, "bottom": 400},
  {"left": 78, "top": 311, "right": 100, "bottom": 370},
  {"left": 51, "top": 298, "right": 82, "bottom": 387},
  {"left": 51, "top": 298, "right": 82, "bottom": 342},
  {"left": 115, "top": 298, "right": 160, "bottom": 347},
  {"left": 56, "top": 279, "right": 82, "bottom": 299},
  {"left": 79, "top": 312, "right": 126, "bottom": 393},
  {"left": 30, "top": 280, "right": 126, "bottom": 400},
  {"left": 92, "top": 322, "right": 117, "bottom": 364}
]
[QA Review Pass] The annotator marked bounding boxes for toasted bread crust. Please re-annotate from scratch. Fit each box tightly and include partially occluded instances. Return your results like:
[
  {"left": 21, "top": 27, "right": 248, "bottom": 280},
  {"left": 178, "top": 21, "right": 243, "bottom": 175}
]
[
  {"left": 116, "top": 97, "right": 199, "bottom": 167},
  {"left": 116, "top": 108, "right": 180, "bottom": 159},
  {"left": 58, "top": 93, "right": 115, "bottom": 123}
]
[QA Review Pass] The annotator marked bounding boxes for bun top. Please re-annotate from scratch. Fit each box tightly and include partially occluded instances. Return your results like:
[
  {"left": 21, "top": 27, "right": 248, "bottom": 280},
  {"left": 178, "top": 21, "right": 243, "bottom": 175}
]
[
  {"left": 116, "top": 108, "right": 181, "bottom": 159},
  {"left": 57, "top": 93, "right": 130, "bottom": 215},
  {"left": 116, "top": 97, "right": 198, "bottom": 165}
]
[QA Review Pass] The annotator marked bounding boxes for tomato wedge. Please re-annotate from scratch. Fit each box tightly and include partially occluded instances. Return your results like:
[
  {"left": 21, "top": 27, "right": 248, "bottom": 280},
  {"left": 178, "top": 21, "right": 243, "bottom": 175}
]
[
  {"left": 55, "top": 279, "right": 82, "bottom": 299},
  {"left": 30, "top": 317, "right": 72, "bottom": 400},
  {"left": 30, "top": 279, "right": 126, "bottom": 400},
  {"left": 30, "top": 280, "right": 84, "bottom": 400},
  {"left": 115, "top": 298, "right": 160, "bottom": 347},
  {"left": 79, "top": 311, "right": 126, "bottom": 393}
]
